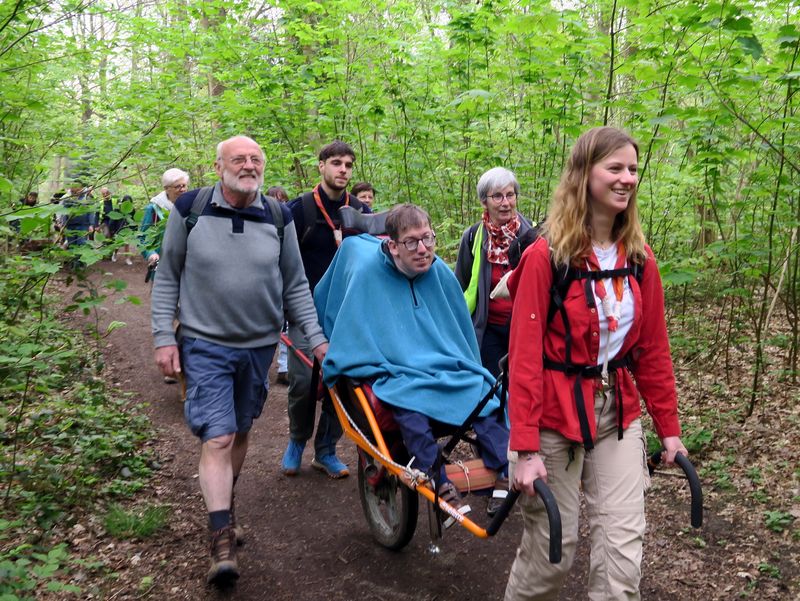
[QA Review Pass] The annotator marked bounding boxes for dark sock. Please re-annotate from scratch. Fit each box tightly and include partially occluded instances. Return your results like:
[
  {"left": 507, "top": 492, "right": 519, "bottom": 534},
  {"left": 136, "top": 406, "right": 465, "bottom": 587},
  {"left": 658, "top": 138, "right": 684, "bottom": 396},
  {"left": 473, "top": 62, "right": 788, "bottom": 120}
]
[{"left": 209, "top": 510, "right": 232, "bottom": 532}]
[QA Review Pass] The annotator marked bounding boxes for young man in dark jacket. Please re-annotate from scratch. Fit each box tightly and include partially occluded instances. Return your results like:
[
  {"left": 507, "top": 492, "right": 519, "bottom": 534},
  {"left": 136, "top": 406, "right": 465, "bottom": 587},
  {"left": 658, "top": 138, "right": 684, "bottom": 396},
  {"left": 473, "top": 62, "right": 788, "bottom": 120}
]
[{"left": 281, "top": 140, "right": 370, "bottom": 479}]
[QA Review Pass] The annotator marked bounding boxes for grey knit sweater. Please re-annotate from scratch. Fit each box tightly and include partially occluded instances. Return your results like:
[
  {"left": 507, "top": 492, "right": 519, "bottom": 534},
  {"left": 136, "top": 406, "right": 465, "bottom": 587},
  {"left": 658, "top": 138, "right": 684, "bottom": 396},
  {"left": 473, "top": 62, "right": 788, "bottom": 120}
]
[{"left": 151, "top": 183, "right": 326, "bottom": 350}]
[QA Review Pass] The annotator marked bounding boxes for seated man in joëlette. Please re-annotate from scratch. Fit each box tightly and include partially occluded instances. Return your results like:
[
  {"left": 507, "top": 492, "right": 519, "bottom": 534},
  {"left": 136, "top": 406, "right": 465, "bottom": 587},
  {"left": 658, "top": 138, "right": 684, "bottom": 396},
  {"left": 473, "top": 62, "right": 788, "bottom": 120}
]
[{"left": 314, "top": 203, "right": 510, "bottom": 520}]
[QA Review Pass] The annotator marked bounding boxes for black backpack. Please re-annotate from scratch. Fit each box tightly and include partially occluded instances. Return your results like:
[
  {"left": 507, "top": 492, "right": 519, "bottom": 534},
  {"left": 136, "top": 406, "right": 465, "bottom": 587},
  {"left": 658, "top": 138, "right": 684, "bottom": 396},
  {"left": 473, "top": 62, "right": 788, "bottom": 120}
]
[{"left": 185, "top": 186, "right": 285, "bottom": 255}]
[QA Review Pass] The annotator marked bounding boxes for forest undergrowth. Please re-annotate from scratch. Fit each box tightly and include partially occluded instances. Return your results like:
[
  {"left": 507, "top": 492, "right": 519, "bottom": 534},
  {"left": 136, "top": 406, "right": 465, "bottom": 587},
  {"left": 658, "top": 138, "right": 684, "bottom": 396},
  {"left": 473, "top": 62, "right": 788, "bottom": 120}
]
[{"left": 1, "top": 264, "right": 798, "bottom": 599}]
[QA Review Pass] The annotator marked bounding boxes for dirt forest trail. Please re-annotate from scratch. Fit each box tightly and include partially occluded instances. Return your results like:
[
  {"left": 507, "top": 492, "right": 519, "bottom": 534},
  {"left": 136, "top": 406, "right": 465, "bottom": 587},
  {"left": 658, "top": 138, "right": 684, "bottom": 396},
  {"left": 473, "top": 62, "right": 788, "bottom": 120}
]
[{"left": 91, "top": 255, "right": 715, "bottom": 601}]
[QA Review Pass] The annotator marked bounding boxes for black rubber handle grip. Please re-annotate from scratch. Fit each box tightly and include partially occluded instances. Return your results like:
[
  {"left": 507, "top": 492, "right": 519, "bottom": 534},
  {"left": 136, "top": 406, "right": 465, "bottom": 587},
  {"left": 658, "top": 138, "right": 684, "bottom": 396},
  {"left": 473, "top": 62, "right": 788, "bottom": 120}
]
[
  {"left": 487, "top": 480, "right": 562, "bottom": 564},
  {"left": 534, "top": 478, "right": 562, "bottom": 564},
  {"left": 649, "top": 450, "right": 703, "bottom": 528}
]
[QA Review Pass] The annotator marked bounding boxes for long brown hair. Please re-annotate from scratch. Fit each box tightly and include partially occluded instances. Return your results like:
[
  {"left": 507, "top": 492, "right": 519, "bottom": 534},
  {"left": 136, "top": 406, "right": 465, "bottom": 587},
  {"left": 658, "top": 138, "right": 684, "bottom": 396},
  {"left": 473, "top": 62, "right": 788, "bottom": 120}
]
[{"left": 543, "top": 126, "right": 647, "bottom": 267}]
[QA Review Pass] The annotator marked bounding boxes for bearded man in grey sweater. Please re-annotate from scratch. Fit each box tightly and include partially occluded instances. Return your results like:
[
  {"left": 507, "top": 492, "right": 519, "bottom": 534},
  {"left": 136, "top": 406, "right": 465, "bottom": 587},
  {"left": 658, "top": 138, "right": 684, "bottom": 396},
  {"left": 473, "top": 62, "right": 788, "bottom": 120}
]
[{"left": 151, "top": 135, "right": 328, "bottom": 587}]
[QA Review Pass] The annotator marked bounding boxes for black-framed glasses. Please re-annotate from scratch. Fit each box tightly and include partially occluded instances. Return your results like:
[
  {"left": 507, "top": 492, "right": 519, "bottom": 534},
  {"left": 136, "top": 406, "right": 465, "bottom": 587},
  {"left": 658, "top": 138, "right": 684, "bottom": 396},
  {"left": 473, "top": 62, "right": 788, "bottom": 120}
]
[
  {"left": 487, "top": 191, "right": 517, "bottom": 202},
  {"left": 397, "top": 233, "right": 436, "bottom": 251}
]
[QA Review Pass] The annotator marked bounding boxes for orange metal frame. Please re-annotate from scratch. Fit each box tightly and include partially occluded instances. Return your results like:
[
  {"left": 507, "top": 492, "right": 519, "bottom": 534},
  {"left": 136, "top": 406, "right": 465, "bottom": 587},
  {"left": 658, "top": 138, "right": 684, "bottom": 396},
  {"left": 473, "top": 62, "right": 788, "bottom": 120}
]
[{"left": 327, "top": 384, "right": 491, "bottom": 539}]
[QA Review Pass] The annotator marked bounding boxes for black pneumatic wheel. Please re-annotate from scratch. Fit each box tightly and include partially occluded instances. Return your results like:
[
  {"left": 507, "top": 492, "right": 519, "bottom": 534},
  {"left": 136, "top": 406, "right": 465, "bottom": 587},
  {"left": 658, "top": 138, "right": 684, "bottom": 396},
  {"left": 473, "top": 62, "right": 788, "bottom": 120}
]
[{"left": 357, "top": 456, "right": 418, "bottom": 550}]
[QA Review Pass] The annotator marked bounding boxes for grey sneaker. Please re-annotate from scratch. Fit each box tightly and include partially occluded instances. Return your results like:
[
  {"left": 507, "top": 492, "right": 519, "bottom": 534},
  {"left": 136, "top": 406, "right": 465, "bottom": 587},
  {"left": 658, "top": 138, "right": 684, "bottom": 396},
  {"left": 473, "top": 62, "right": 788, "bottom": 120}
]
[
  {"left": 487, "top": 477, "right": 510, "bottom": 517},
  {"left": 206, "top": 525, "right": 238, "bottom": 586}
]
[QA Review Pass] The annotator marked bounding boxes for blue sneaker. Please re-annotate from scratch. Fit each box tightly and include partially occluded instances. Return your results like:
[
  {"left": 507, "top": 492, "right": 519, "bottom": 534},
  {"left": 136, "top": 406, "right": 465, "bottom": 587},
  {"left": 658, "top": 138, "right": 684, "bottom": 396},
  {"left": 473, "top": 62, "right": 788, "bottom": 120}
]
[
  {"left": 311, "top": 454, "right": 349, "bottom": 479},
  {"left": 281, "top": 440, "right": 305, "bottom": 476}
]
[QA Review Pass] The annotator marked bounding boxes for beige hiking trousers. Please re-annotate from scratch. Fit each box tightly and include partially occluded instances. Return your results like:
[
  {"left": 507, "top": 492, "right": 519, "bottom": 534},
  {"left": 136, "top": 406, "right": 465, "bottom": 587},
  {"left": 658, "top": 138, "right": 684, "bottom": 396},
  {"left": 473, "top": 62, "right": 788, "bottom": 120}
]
[{"left": 505, "top": 385, "right": 650, "bottom": 601}]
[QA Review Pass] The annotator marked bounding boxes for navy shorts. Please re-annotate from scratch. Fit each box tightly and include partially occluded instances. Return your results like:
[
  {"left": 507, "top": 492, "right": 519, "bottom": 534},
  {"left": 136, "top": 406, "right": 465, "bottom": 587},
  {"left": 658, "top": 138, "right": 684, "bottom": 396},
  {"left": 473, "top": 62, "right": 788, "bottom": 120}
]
[{"left": 180, "top": 337, "right": 276, "bottom": 442}]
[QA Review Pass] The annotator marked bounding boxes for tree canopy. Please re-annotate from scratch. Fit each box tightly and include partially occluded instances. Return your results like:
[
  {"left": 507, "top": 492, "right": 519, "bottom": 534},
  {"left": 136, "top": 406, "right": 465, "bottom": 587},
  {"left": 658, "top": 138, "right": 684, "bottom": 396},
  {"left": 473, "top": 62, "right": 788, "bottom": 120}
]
[{"left": 1, "top": 0, "right": 799, "bottom": 400}]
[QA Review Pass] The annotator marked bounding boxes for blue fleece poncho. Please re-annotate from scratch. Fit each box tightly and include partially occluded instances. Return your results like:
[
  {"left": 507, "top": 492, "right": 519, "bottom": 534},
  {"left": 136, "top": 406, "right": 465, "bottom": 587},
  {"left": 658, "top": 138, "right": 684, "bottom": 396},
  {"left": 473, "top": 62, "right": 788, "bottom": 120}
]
[{"left": 314, "top": 234, "right": 500, "bottom": 425}]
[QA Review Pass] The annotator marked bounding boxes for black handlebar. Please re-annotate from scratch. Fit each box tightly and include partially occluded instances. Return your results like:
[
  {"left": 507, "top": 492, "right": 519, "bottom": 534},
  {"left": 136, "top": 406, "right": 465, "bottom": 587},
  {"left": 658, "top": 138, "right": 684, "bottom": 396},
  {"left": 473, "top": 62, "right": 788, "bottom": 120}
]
[
  {"left": 649, "top": 450, "right": 703, "bottom": 528},
  {"left": 145, "top": 261, "right": 158, "bottom": 283},
  {"left": 486, "top": 479, "right": 562, "bottom": 564}
]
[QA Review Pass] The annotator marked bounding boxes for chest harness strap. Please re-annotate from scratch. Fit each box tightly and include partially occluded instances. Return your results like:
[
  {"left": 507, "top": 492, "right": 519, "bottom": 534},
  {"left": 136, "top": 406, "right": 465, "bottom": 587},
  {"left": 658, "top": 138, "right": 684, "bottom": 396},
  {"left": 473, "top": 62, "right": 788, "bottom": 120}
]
[{"left": 544, "top": 263, "right": 641, "bottom": 451}]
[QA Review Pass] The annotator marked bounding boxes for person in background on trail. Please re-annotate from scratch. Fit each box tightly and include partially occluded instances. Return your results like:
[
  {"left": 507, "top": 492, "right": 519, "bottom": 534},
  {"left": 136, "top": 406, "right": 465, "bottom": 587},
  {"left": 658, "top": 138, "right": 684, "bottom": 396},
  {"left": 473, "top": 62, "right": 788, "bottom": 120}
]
[
  {"left": 315, "top": 203, "right": 510, "bottom": 521},
  {"left": 455, "top": 167, "right": 536, "bottom": 379},
  {"left": 10, "top": 191, "right": 38, "bottom": 232},
  {"left": 141, "top": 169, "right": 191, "bottom": 385},
  {"left": 267, "top": 185, "right": 291, "bottom": 385},
  {"left": 503, "top": 126, "right": 687, "bottom": 601},
  {"left": 150, "top": 135, "right": 327, "bottom": 587},
  {"left": 138, "top": 168, "right": 189, "bottom": 269},
  {"left": 20, "top": 191, "right": 38, "bottom": 208},
  {"left": 114, "top": 194, "right": 137, "bottom": 265},
  {"left": 57, "top": 180, "right": 97, "bottom": 251},
  {"left": 267, "top": 185, "right": 289, "bottom": 202},
  {"left": 350, "top": 181, "right": 375, "bottom": 209},
  {"left": 281, "top": 140, "right": 371, "bottom": 479},
  {"left": 100, "top": 187, "right": 128, "bottom": 263},
  {"left": 10, "top": 191, "right": 48, "bottom": 252}
]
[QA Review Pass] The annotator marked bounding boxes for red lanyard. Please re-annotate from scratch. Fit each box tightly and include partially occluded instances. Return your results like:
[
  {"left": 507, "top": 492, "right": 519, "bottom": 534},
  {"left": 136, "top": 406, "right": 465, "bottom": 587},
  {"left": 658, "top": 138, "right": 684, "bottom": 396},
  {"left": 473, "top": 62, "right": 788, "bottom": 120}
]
[
  {"left": 586, "top": 241, "right": 626, "bottom": 332},
  {"left": 313, "top": 184, "right": 350, "bottom": 246}
]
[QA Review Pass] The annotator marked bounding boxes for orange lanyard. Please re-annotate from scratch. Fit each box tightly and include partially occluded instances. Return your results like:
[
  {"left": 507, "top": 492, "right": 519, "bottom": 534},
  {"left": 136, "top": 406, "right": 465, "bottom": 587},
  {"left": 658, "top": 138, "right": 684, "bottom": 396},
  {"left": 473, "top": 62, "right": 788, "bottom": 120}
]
[
  {"left": 586, "top": 241, "right": 626, "bottom": 332},
  {"left": 312, "top": 184, "right": 350, "bottom": 243}
]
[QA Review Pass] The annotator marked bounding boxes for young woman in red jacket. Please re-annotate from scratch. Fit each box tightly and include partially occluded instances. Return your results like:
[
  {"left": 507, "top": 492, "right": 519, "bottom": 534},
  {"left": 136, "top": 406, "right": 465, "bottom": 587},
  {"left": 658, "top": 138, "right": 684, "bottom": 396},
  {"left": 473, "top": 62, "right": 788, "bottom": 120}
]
[{"left": 504, "top": 126, "right": 687, "bottom": 600}]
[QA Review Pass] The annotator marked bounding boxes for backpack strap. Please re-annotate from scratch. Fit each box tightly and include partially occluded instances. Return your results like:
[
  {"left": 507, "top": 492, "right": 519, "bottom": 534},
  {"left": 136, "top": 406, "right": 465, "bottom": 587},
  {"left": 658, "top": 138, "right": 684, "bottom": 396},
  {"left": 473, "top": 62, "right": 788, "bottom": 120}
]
[
  {"left": 630, "top": 260, "right": 644, "bottom": 284},
  {"left": 185, "top": 186, "right": 214, "bottom": 235},
  {"left": 185, "top": 187, "right": 283, "bottom": 252},
  {"left": 263, "top": 194, "right": 284, "bottom": 259},
  {"left": 300, "top": 191, "right": 318, "bottom": 245},
  {"left": 544, "top": 251, "right": 646, "bottom": 451}
]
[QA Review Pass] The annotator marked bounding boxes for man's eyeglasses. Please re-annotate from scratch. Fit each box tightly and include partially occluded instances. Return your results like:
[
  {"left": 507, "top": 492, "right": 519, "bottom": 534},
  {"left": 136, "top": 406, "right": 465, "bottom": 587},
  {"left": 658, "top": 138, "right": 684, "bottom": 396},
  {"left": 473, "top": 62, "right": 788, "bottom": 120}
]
[
  {"left": 397, "top": 233, "right": 436, "bottom": 251},
  {"left": 226, "top": 155, "right": 264, "bottom": 167},
  {"left": 487, "top": 191, "right": 517, "bottom": 202}
]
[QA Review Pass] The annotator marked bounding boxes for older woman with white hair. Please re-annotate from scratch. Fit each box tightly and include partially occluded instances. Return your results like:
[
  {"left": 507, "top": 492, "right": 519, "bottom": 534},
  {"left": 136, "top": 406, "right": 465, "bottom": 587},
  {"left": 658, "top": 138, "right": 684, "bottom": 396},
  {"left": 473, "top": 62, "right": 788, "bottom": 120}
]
[
  {"left": 139, "top": 168, "right": 190, "bottom": 267},
  {"left": 455, "top": 167, "right": 535, "bottom": 378}
]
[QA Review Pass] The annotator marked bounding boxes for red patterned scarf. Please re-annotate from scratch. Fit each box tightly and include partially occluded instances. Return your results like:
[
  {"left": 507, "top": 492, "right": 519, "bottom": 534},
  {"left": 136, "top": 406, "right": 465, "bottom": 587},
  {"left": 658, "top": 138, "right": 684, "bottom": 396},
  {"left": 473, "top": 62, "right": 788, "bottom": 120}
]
[{"left": 482, "top": 211, "right": 520, "bottom": 265}]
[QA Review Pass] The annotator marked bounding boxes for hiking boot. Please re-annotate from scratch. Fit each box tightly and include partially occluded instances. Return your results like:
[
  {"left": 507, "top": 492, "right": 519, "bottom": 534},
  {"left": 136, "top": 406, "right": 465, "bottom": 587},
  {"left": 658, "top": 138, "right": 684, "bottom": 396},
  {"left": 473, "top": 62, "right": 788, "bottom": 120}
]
[
  {"left": 281, "top": 439, "right": 305, "bottom": 476},
  {"left": 487, "top": 477, "right": 510, "bottom": 517},
  {"left": 311, "top": 454, "right": 349, "bottom": 479},
  {"left": 438, "top": 481, "right": 471, "bottom": 529},
  {"left": 206, "top": 525, "right": 238, "bottom": 586},
  {"left": 163, "top": 376, "right": 178, "bottom": 384}
]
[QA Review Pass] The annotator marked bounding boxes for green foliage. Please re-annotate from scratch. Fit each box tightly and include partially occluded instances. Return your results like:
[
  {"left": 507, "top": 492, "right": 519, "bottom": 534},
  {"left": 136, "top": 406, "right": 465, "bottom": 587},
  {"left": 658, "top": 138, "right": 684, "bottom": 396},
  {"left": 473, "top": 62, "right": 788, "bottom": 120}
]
[
  {"left": 757, "top": 562, "right": 782, "bottom": 579},
  {"left": 103, "top": 504, "right": 170, "bottom": 540},
  {"left": 703, "top": 456, "right": 736, "bottom": 491},
  {"left": 645, "top": 426, "right": 713, "bottom": 455},
  {"left": 682, "top": 428, "right": 714, "bottom": 455},
  {"left": 0, "top": 0, "right": 797, "bottom": 412},
  {"left": 0, "top": 244, "right": 153, "bottom": 596},
  {"left": 0, "top": 542, "right": 84, "bottom": 600},
  {"left": 763, "top": 510, "right": 795, "bottom": 533}
]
